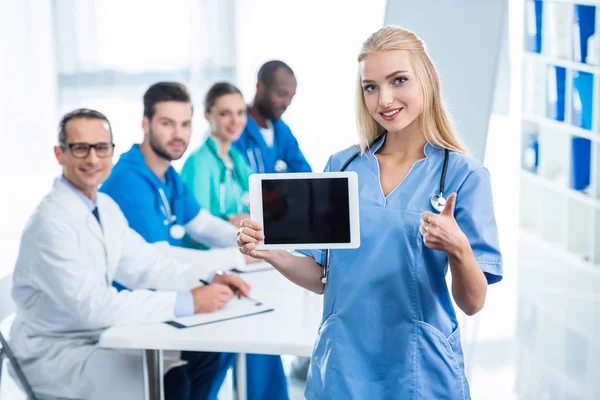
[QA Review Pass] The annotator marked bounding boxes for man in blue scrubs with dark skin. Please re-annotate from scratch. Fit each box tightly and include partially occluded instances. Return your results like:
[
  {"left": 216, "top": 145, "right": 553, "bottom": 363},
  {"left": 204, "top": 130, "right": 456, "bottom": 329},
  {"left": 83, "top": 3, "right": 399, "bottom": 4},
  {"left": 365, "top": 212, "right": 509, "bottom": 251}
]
[{"left": 233, "top": 60, "right": 311, "bottom": 174}]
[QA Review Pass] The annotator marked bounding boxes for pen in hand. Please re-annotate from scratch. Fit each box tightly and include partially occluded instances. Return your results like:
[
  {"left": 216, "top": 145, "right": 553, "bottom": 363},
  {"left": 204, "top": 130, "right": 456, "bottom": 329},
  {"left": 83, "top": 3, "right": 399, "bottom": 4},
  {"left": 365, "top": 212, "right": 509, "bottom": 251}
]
[{"left": 199, "top": 279, "right": 242, "bottom": 299}]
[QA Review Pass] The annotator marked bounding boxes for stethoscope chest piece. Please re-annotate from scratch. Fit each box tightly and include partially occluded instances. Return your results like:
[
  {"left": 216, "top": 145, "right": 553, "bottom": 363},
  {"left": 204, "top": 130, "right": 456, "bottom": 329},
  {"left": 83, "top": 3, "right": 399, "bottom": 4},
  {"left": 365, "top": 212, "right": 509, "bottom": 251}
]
[
  {"left": 430, "top": 193, "right": 446, "bottom": 213},
  {"left": 169, "top": 224, "right": 186, "bottom": 240},
  {"left": 274, "top": 159, "right": 288, "bottom": 173}
]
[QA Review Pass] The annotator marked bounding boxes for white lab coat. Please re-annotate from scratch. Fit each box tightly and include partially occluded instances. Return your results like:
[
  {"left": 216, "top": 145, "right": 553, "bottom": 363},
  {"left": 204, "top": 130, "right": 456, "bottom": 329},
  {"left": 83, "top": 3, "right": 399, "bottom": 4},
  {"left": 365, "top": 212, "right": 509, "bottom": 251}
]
[{"left": 10, "top": 179, "right": 210, "bottom": 400}]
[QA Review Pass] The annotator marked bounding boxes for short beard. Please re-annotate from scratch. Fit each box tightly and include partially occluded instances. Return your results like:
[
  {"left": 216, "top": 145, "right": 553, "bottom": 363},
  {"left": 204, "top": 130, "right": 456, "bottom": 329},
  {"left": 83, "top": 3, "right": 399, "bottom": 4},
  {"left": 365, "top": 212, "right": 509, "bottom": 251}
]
[
  {"left": 148, "top": 128, "right": 184, "bottom": 161},
  {"left": 256, "top": 97, "right": 277, "bottom": 121}
]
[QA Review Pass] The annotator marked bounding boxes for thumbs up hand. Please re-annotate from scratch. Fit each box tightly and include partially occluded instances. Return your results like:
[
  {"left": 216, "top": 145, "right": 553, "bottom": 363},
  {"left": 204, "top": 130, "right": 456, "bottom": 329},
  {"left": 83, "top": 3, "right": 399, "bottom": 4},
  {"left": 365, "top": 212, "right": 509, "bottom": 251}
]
[{"left": 420, "top": 193, "right": 469, "bottom": 254}]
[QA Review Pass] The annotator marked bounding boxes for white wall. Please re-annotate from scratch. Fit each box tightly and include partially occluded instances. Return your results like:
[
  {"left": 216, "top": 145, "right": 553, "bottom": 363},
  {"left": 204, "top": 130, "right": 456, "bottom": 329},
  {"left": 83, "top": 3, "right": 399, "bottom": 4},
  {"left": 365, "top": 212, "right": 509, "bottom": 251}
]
[
  {"left": 235, "top": 0, "right": 387, "bottom": 172},
  {"left": 384, "top": 0, "right": 508, "bottom": 163},
  {"left": 0, "top": 1, "right": 58, "bottom": 279}
]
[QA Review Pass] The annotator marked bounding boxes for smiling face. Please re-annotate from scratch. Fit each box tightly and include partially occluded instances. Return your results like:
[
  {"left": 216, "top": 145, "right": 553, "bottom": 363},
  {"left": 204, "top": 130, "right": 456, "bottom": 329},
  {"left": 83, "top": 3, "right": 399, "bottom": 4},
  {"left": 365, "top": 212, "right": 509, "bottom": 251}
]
[
  {"left": 54, "top": 117, "right": 113, "bottom": 198},
  {"left": 360, "top": 49, "right": 424, "bottom": 134},
  {"left": 205, "top": 93, "right": 247, "bottom": 144},
  {"left": 255, "top": 67, "right": 297, "bottom": 121}
]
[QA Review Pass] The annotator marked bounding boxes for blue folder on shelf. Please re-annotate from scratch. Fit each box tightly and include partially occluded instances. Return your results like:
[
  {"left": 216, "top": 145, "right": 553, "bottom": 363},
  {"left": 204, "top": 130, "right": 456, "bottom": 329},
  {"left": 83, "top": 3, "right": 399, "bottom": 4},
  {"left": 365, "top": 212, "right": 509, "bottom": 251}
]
[
  {"left": 573, "top": 5, "right": 596, "bottom": 63},
  {"left": 572, "top": 71, "right": 594, "bottom": 130},
  {"left": 571, "top": 137, "right": 591, "bottom": 192},
  {"left": 546, "top": 66, "right": 566, "bottom": 121},
  {"left": 525, "top": 1, "right": 543, "bottom": 53},
  {"left": 570, "top": 70, "right": 593, "bottom": 192}
]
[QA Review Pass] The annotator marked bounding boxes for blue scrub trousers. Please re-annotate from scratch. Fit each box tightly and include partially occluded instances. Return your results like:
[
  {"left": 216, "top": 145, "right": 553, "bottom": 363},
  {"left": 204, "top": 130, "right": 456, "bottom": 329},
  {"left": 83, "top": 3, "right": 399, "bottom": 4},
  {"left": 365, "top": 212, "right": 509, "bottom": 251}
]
[
  {"left": 164, "top": 351, "right": 221, "bottom": 400},
  {"left": 208, "top": 353, "right": 289, "bottom": 400}
]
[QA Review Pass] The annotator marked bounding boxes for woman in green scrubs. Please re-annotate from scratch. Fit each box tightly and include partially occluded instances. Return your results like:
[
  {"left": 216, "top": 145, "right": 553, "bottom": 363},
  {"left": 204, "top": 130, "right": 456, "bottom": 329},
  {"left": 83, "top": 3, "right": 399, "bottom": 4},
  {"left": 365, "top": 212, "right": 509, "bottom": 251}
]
[
  {"left": 180, "top": 82, "right": 290, "bottom": 400},
  {"left": 180, "top": 82, "right": 254, "bottom": 248}
]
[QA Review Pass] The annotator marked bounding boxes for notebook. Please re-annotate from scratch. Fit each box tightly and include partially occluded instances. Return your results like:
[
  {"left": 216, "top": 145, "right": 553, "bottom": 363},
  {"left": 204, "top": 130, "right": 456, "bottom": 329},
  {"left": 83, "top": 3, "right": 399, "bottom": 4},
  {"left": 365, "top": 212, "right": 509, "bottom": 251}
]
[{"left": 166, "top": 296, "right": 274, "bottom": 329}]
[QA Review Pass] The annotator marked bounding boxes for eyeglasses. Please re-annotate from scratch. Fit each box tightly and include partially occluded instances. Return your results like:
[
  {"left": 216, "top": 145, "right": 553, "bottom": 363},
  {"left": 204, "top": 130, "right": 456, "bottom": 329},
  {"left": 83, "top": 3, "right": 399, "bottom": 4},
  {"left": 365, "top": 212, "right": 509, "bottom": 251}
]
[{"left": 60, "top": 142, "right": 115, "bottom": 159}]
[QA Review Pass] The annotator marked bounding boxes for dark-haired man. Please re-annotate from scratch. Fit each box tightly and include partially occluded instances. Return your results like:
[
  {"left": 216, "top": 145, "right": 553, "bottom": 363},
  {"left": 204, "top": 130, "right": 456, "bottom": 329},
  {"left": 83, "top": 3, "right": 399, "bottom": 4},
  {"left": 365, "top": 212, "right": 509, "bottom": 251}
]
[
  {"left": 101, "top": 82, "right": 246, "bottom": 265},
  {"left": 233, "top": 60, "right": 311, "bottom": 173}
]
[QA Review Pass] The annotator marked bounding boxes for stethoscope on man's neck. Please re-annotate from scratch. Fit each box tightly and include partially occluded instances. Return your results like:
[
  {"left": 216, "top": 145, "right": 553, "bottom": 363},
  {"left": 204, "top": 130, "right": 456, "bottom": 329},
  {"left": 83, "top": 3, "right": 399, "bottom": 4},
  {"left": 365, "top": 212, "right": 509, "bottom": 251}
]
[
  {"left": 158, "top": 186, "right": 186, "bottom": 240},
  {"left": 245, "top": 123, "right": 288, "bottom": 173},
  {"left": 321, "top": 135, "right": 450, "bottom": 284}
]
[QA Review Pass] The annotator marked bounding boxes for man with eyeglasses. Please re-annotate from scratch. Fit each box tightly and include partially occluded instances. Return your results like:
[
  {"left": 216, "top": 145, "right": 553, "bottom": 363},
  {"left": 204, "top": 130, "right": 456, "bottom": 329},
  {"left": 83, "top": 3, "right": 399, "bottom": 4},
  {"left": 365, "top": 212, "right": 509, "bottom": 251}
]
[{"left": 9, "top": 108, "right": 251, "bottom": 400}]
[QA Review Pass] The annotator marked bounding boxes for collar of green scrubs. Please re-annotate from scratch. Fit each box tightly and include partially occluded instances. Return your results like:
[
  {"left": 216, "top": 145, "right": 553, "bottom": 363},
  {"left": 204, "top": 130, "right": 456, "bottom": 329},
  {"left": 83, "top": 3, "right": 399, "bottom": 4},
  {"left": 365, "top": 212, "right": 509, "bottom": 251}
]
[{"left": 206, "top": 135, "right": 228, "bottom": 156}]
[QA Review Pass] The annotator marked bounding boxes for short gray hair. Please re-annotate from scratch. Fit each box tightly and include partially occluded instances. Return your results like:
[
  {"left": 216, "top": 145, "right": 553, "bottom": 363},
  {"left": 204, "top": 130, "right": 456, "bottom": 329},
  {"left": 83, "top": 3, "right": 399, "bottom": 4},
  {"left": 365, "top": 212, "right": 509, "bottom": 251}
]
[{"left": 58, "top": 108, "right": 112, "bottom": 144}]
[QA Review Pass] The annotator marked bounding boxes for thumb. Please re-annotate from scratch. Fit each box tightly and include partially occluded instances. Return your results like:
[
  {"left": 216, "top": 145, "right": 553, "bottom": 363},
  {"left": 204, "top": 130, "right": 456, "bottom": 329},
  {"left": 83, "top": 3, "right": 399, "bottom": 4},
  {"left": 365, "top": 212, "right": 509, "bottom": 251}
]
[{"left": 441, "top": 193, "right": 456, "bottom": 217}]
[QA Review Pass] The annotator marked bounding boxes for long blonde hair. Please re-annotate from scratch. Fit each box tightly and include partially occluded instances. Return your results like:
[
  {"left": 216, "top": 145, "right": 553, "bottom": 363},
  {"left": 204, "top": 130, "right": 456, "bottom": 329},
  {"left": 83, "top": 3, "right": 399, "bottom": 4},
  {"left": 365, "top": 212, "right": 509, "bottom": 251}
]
[{"left": 356, "top": 26, "right": 466, "bottom": 154}]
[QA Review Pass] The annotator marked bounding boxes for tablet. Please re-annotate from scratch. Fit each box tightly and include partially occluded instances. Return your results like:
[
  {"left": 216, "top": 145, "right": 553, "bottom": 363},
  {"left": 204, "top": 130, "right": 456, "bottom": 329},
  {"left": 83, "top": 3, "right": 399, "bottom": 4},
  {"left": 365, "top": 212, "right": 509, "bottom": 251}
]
[{"left": 249, "top": 172, "right": 360, "bottom": 250}]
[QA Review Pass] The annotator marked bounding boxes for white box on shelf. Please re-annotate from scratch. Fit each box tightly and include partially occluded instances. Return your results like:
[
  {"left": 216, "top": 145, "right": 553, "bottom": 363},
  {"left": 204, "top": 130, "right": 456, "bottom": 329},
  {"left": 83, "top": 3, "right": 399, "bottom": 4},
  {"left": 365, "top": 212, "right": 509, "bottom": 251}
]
[
  {"left": 543, "top": 1, "right": 572, "bottom": 59},
  {"left": 539, "top": 126, "right": 570, "bottom": 187},
  {"left": 523, "top": 57, "right": 546, "bottom": 116},
  {"left": 566, "top": 198, "right": 594, "bottom": 261}
]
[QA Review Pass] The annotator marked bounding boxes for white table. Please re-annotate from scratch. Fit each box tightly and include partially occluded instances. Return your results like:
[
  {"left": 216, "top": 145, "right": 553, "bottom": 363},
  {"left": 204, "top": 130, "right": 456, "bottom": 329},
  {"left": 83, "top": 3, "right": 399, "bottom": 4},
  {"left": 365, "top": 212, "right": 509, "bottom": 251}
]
[{"left": 99, "top": 269, "right": 323, "bottom": 400}]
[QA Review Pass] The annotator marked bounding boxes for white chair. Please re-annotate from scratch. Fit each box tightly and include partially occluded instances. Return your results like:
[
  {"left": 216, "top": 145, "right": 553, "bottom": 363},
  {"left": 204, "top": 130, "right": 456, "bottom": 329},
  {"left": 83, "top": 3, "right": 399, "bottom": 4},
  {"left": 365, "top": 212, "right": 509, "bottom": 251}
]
[{"left": 0, "top": 273, "right": 37, "bottom": 400}]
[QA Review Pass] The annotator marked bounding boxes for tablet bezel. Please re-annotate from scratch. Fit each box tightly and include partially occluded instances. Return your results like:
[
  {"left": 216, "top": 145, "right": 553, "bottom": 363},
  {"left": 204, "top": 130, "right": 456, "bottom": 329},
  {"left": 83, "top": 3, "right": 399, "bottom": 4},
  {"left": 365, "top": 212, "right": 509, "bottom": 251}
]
[{"left": 249, "top": 172, "right": 360, "bottom": 250}]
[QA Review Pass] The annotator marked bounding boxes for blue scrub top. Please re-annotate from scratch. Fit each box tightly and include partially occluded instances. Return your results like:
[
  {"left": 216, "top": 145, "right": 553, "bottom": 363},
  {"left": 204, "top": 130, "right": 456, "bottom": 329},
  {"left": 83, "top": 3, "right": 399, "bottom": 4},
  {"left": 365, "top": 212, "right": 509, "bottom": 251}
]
[
  {"left": 232, "top": 115, "right": 312, "bottom": 173},
  {"left": 299, "top": 136, "right": 502, "bottom": 399},
  {"left": 101, "top": 145, "right": 201, "bottom": 246}
]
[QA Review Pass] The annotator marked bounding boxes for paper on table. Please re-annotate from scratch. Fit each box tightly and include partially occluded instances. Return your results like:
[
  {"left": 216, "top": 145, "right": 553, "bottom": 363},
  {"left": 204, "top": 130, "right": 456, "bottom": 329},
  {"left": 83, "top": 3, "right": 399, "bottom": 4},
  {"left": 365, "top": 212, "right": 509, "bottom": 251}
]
[
  {"left": 166, "top": 295, "right": 274, "bottom": 329},
  {"left": 230, "top": 260, "right": 273, "bottom": 274}
]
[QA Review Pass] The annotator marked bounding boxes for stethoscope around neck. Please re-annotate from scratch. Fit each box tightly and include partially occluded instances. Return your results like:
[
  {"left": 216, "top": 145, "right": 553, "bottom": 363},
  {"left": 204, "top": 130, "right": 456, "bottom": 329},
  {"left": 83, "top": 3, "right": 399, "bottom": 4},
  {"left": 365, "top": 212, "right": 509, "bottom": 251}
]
[
  {"left": 208, "top": 139, "right": 244, "bottom": 217},
  {"left": 219, "top": 165, "right": 243, "bottom": 217},
  {"left": 321, "top": 138, "right": 450, "bottom": 284},
  {"left": 245, "top": 133, "right": 288, "bottom": 173},
  {"left": 158, "top": 188, "right": 185, "bottom": 240}
]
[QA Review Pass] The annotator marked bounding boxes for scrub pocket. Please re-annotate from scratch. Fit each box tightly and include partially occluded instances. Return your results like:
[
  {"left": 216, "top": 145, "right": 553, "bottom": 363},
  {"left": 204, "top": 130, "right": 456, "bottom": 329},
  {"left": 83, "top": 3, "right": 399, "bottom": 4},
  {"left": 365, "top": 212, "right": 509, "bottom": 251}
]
[
  {"left": 306, "top": 314, "right": 338, "bottom": 400},
  {"left": 416, "top": 321, "right": 470, "bottom": 400}
]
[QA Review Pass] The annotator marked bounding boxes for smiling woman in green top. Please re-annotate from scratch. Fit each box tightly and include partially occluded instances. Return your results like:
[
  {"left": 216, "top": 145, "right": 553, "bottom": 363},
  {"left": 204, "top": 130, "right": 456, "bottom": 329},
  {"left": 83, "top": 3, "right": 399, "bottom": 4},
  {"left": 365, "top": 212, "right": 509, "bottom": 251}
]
[
  {"left": 180, "top": 81, "right": 290, "bottom": 400},
  {"left": 180, "top": 82, "right": 254, "bottom": 247}
]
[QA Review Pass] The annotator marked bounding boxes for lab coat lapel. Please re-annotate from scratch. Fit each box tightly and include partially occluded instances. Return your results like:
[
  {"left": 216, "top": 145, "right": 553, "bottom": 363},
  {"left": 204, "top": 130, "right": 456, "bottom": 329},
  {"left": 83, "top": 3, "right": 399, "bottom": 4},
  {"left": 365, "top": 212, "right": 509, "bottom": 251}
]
[
  {"left": 86, "top": 211, "right": 104, "bottom": 243},
  {"left": 53, "top": 179, "right": 105, "bottom": 244}
]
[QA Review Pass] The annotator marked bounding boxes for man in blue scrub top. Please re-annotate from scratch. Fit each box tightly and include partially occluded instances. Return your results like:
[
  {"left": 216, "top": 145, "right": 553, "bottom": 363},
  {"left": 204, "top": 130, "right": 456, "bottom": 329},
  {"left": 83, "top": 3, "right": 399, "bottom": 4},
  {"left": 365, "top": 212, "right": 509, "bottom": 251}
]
[
  {"left": 233, "top": 60, "right": 311, "bottom": 173},
  {"left": 101, "top": 82, "right": 252, "bottom": 400},
  {"left": 101, "top": 82, "right": 287, "bottom": 400}
]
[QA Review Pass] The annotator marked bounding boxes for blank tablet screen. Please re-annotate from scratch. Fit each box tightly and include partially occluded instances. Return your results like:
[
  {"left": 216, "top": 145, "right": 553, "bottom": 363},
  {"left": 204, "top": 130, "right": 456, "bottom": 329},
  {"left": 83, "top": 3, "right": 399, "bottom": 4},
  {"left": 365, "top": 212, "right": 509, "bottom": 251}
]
[{"left": 261, "top": 178, "right": 351, "bottom": 245}]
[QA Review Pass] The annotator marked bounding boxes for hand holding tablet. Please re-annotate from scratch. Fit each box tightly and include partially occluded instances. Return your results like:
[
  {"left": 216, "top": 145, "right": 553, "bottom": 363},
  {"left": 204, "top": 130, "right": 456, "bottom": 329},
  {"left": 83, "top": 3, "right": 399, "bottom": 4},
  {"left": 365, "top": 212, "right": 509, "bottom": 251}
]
[{"left": 245, "top": 172, "right": 360, "bottom": 250}]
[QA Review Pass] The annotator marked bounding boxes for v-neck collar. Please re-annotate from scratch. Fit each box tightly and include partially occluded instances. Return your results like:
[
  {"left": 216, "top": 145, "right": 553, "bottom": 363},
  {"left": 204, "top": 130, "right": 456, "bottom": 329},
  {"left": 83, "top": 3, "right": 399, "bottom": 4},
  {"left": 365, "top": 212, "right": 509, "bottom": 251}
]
[{"left": 368, "top": 134, "right": 432, "bottom": 203}]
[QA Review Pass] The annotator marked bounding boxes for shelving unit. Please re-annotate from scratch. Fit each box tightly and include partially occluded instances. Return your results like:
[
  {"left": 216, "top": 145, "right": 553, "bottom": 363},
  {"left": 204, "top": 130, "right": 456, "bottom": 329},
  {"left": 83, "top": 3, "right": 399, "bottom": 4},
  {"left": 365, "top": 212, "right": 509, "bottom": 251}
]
[
  {"left": 518, "top": 1, "right": 600, "bottom": 399},
  {"left": 521, "top": 0, "right": 600, "bottom": 265}
]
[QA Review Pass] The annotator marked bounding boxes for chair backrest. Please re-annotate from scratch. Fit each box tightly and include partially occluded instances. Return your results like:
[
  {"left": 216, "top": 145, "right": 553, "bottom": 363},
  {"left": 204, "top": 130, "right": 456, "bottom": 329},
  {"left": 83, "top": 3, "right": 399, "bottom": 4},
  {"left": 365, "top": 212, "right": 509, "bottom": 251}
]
[
  {"left": 0, "top": 272, "right": 37, "bottom": 399},
  {"left": 0, "top": 274, "right": 15, "bottom": 322}
]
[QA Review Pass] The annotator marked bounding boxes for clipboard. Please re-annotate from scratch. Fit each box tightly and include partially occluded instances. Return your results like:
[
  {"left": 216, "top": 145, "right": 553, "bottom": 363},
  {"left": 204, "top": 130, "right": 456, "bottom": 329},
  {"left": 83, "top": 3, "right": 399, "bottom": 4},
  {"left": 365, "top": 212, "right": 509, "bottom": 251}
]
[{"left": 166, "top": 296, "right": 274, "bottom": 329}]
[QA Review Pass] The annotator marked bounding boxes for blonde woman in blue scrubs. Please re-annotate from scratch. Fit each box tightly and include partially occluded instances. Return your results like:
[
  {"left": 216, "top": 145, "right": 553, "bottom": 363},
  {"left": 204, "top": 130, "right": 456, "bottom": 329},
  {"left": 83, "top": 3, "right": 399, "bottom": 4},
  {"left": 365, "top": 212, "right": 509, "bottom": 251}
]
[
  {"left": 180, "top": 82, "right": 289, "bottom": 400},
  {"left": 237, "top": 26, "right": 502, "bottom": 399}
]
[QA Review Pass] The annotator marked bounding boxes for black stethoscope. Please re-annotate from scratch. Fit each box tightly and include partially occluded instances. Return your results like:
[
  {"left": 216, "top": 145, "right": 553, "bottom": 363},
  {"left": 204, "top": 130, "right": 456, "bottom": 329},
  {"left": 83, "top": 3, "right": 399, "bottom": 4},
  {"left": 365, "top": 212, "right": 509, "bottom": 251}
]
[{"left": 321, "top": 138, "right": 450, "bottom": 284}]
